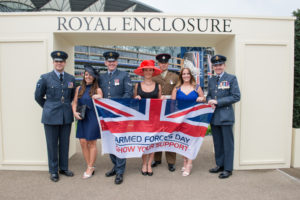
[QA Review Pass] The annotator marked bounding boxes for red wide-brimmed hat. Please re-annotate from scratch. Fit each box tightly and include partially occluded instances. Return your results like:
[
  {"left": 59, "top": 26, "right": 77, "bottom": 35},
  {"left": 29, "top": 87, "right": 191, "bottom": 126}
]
[{"left": 134, "top": 60, "right": 162, "bottom": 77}]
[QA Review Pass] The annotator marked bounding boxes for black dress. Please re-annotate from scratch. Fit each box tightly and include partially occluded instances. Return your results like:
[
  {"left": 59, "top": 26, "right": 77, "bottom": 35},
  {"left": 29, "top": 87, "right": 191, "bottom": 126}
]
[{"left": 137, "top": 82, "right": 159, "bottom": 98}]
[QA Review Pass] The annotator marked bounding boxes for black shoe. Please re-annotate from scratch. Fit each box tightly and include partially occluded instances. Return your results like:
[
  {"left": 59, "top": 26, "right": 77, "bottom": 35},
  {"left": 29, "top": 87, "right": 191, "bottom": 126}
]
[
  {"left": 105, "top": 169, "right": 116, "bottom": 177},
  {"left": 209, "top": 166, "right": 224, "bottom": 173},
  {"left": 141, "top": 170, "right": 148, "bottom": 176},
  {"left": 151, "top": 161, "right": 161, "bottom": 167},
  {"left": 219, "top": 171, "right": 232, "bottom": 179},
  {"left": 59, "top": 170, "right": 74, "bottom": 177},
  {"left": 115, "top": 174, "right": 123, "bottom": 184},
  {"left": 147, "top": 171, "right": 153, "bottom": 176},
  {"left": 50, "top": 173, "right": 59, "bottom": 182},
  {"left": 168, "top": 164, "right": 176, "bottom": 172}
]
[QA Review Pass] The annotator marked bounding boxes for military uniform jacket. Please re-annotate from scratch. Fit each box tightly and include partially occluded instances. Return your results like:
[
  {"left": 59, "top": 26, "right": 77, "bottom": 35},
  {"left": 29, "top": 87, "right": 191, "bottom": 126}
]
[
  {"left": 207, "top": 72, "right": 240, "bottom": 125},
  {"left": 35, "top": 71, "right": 76, "bottom": 125},
  {"left": 99, "top": 69, "right": 133, "bottom": 98},
  {"left": 152, "top": 71, "right": 179, "bottom": 95}
]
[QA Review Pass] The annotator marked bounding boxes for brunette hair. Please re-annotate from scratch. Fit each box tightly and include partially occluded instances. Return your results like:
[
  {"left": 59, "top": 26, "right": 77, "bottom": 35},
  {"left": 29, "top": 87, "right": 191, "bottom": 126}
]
[
  {"left": 175, "top": 67, "right": 196, "bottom": 87},
  {"left": 78, "top": 71, "right": 99, "bottom": 98}
]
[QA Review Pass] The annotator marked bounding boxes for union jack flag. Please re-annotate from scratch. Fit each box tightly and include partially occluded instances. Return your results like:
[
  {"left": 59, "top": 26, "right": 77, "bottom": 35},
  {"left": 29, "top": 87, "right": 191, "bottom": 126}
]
[
  {"left": 93, "top": 98, "right": 214, "bottom": 159},
  {"left": 207, "top": 54, "right": 213, "bottom": 78},
  {"left": 192, "top": 51, "right": 201, "bottom": 86}
]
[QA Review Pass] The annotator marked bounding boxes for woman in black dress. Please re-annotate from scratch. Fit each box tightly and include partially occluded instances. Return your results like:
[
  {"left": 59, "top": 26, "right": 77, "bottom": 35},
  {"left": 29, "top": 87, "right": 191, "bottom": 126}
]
[{"left": 134, "top": 60, "right": 162, "bottom": 176}]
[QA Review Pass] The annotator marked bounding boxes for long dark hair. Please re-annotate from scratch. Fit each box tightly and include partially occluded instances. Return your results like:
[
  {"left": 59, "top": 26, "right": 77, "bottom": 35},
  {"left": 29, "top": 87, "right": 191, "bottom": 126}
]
[
  {"left": 78, "top": 71, "right": 99, "bottom": 98},
  {"left": 175, "top": 67, "right": 196, "bottom": 87}
]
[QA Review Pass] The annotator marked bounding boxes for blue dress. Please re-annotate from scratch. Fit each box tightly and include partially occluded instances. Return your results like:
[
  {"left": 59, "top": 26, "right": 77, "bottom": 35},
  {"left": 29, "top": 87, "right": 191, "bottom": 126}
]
[
  {"left": 76, "top": 85, "right": 101, "bottom": 140},
  {"left": 176, "top": 87, "right": 198, "bottom": 101}
]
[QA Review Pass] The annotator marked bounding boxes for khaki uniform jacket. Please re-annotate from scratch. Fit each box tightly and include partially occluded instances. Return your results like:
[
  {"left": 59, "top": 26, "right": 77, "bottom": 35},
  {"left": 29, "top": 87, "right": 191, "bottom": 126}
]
[{"left": 152, "top": 71, "right": 179, "bottom": 95}]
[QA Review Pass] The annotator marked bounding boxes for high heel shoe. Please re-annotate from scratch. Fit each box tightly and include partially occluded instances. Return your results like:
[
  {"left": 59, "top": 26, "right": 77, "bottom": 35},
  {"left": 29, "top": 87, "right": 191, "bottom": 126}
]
[
  {"left": 141, "top": 170, "right": 148, "bottom": 176},
  {"left": 147, "top": 165, "right": 153, "bottom": 176},
  {"left": 147, "top": 170, "right": 153, "bottom": 176},
  {"left": 83, "top": 166, "right": 95, "bottom": 179},
  {"left": 141, "top": 165, "right": 148, "bottom": 176},
  {"left": 182, "top": 164, "right": 192, "bottom": 176},
  {"left": 181, "top": 167, "right": 186, "bottom": 172}
]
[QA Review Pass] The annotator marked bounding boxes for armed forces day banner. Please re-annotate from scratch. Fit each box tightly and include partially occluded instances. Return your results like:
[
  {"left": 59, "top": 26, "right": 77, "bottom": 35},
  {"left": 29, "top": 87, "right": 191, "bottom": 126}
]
[{"left": 93, "top": 98, "right": 214, "bottom": 160}]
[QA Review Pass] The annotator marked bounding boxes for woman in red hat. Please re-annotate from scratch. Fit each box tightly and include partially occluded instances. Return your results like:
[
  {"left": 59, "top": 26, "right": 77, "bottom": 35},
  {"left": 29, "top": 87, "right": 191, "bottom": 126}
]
[{"left": 133, "top": 60, "right": 162, "bottom": 176}]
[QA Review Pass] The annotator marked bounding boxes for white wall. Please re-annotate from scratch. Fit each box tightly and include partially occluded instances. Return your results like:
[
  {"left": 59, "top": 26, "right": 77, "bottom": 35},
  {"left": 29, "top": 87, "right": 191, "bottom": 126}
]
[{"left": 0, "top": 39, "right": 48, "bottom": 170}]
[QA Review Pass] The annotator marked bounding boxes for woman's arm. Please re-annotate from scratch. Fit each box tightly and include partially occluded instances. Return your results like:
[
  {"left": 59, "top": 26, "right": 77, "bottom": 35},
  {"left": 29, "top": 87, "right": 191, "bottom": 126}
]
[
  {"left": 92, "top": 88, "right": 103, "bottom": 99},
  {"left": 171, "top": 87, "right": 177, "bottom": 100},
  {"left": 196, "top": 86, "right": 206, "bottom": 102},
  {"left": 158, "top": 84, "right": 162, "bottom": 99},
  {"left": 134, "top": 83, "right": 141, "bottom": 100},
  {"left": 72, "top": 86, "right": 82, "bottom": 120}
]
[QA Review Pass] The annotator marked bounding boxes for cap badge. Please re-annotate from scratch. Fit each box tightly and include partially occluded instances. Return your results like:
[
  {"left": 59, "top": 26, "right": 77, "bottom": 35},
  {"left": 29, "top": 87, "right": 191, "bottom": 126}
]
[
  {"left": 57, "top": 52, "right": 61, "bottom": 56},
  {"left": 216, "top": 56, "right": 219, "bottom": 60},
  {"left": 109, "top": 52, "right": 113, "bottom": 57}
]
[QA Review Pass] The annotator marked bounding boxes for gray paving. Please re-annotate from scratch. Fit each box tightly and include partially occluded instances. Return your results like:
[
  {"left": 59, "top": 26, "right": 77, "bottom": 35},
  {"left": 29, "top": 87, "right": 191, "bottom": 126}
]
[{"left": 0, "top": 136, "right": 300, "bottom": 200}]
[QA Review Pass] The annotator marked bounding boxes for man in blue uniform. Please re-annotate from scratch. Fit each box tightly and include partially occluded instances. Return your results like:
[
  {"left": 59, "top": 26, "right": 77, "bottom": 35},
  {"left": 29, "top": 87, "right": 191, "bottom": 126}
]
[
  {"left": 207, "top": 55, "right": 240, "bottom": 179},
  {"left": 98, "top": 51, "right": 133, "bottom": 184},
  {"left": 35, "top": 51, "right": 76, "bottom": 182}
]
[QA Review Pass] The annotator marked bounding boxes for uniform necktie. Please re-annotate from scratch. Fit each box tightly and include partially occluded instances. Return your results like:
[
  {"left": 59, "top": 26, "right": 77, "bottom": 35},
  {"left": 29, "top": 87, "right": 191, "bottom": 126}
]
[
  {"left": 109, "top": 72, "right": 112, "bottom": 77},
  {"left": 216, "top": 76, "right": 220, "bottom": 83},
  {"left": 60, "top": 73, "right": 63, "bottom": 82}
]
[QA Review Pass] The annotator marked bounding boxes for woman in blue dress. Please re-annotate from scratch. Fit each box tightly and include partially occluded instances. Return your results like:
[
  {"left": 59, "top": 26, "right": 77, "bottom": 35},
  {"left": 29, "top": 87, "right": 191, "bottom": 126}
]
[
  {"left": 171, "top": 67, "right": 205, "bottom": 176},
  {"left": 134, "top": 60, "right": 162, "bottom": 176},
  {"left": 72, "top": 64, "right": 103, "bottom": 179}
]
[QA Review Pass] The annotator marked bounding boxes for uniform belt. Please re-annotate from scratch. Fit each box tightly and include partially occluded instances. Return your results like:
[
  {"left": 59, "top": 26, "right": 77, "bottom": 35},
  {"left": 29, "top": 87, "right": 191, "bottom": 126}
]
[{"left": 46, "top": 98, "right": 70, "bottom": 103}]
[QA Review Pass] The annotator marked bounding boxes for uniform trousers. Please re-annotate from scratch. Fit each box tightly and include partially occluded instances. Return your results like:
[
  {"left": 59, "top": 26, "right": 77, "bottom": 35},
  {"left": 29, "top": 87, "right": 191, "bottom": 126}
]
[
  {"left": 211, "top": 125, "right": 234, "bottom": 171},
  {"left": 109, "top": 154, "right": 126, "bottom": 175},
  {"left": 44, "top": 124, "right": 71, "bottom": 174},
  {"left": 154, "top": 151, "right": 176, "bottom": 164}
]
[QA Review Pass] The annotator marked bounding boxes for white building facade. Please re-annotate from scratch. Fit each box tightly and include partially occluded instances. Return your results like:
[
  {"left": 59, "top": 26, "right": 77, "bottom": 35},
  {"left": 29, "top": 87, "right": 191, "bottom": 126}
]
[{"left": 0, "top": 12, "right": 296, "bottom": 170}]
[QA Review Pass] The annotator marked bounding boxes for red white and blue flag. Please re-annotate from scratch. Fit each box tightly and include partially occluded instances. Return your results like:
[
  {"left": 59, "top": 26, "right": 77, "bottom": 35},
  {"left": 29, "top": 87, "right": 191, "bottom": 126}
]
[
  {"left": 93, "top": 98, "right": 214, "bottom": 160},
  {"left": 207, "top": 54, "right": 213, "bottom": 78},
  {"left": 192, "top": 51, "right": 201, "bottom": 86}
]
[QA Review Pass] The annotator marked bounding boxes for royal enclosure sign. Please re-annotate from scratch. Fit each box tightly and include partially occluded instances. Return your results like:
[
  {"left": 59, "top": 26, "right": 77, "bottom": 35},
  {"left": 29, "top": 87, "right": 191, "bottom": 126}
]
[{"left": 57, "top": 16, "right": 232, "bottom": 33}]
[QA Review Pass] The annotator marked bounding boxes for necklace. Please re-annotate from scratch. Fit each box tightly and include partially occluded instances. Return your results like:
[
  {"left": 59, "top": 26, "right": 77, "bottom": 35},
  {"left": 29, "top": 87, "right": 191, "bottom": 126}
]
[
  {"left": 181, "top": 84, "right": 194, "bottom": 92},
  {"left": 144, "top": 81, "right": 153, "bottom": 86}
]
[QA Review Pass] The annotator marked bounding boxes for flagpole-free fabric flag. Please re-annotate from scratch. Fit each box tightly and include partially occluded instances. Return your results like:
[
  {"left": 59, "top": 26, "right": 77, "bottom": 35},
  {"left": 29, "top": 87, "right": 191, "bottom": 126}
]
[{"left": 93, "top": 98, "right": 214, "bottom": 160}]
